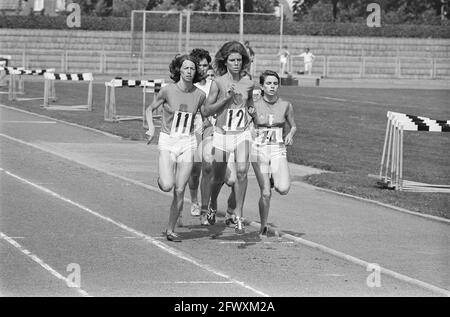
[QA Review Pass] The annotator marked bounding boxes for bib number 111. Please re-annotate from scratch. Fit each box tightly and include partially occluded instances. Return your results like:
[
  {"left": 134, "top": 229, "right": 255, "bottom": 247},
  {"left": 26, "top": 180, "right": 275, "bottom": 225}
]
[{"left": 171, "top": 111, "right": 193, "bottom": 136}]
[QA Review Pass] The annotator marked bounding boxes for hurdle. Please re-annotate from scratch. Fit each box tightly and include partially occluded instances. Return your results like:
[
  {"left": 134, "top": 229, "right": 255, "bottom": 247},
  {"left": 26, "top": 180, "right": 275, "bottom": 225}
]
[
  {"left": 3, "top": 67, "right": 56, "bottom": 101},
  {"left": 43, "top": 72, "right": 93, "bottom": 111},
  {"left": 142, "top": 80, "right": 165, "bottom": 128},
  {"left": 0, "top": 66, "right": 25, "bottom": 95},
  {"left": 104, "top": 78, "right": 165, "bottom": 127},
  {"left": 0, "top": 55, "right": 11, "bottom": 86},
  {"left": 377, "top": 111, "right": 450, "bottom": 192}
]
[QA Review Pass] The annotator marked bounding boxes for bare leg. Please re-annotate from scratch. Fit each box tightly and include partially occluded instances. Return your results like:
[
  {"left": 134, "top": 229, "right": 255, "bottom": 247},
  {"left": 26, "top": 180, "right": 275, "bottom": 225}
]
[
  {"left": 188, "top": 161, "right": 201, "bottom": 204},
  {"left": 167, "top": 152, "right": 194, "bottom": 236},
  {"left": 252, "top": 161, "right": 271, "bottom": 234},
  {"left": 158, "top": 150, "right": 176, "bottom": 192},
  {"left": 209, "top": 147, "right": 227, "bottom": 210},
  {"left": 233, "top": 140, "right": 250, "bottom": 220},
  {"left": 271, "top": 156, "right": 291, "bottom": 195},
  {"left": 200, "top": 136, "right": 214, "bottom": 210}
]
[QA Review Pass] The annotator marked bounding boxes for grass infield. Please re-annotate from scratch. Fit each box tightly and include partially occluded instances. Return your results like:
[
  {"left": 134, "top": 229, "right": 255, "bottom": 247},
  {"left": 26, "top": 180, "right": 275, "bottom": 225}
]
[{"left": 1, "top": 80, "right": 449, "bottom": 219}]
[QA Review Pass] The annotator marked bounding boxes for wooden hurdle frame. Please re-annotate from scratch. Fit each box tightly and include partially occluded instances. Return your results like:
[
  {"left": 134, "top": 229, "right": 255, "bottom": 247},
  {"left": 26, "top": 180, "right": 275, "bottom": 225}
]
[
  {"left": 104, "top": 78, "right": 165, "bottom": 127},
  {"left": 377, "top": 111, "right": 450, "bottom": 192},
  {"left": 43, "top": 73, "right": 93, "bottom": 111},
  {"left": 4, "top": 68, "right": 56, "bottom": 102}
]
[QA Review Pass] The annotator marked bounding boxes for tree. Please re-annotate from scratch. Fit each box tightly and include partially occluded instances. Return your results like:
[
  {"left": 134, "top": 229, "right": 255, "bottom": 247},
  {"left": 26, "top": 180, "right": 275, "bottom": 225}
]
[
  {"left": 95, "top": 0, "right": 113, "bottom": 16},
  {"left": 244, "top": 0, "right": 253, "bottom": 12},
  {"left": 145, "top": 0, "right": 163, "bottom": 10},
  {"left": 219, "top": 0, "right": 227, "bottom": 12}
]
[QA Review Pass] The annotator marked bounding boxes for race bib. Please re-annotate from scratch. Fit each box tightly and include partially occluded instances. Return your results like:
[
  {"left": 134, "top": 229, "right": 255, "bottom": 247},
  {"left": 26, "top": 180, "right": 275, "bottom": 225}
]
[
  {"left": 223, "top": 108, "right": 246, "bottom": 131},
  {"left": 254, "top": 127, "right": 284, "bottom": 145},
  {"left": 170, "top": 111, "right": 193, "bottom": 136}
]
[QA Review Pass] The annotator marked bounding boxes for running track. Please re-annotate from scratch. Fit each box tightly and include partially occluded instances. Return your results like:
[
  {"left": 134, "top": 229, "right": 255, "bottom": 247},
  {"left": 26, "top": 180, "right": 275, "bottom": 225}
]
[{"left": 0, "top": 105, "right": 448, "bottom": 297}]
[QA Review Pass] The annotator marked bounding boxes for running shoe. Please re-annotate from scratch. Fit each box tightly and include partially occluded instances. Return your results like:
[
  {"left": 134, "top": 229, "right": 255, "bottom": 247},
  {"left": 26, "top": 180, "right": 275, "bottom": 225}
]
[
  {"left": 190, "top": 203, "right": 201, "bottom": 217},
  {"left": 200, "top": 211, "right": 209, "bottom": 226},
  {"left": 206, "top": 206, "right": 217, "bottom": 225},
  {"left": 259, "top": 226, "right": 269, "bottom": 240},
  {"left": 235, "top": 217, "right": 245, "bottom": 234},
  {"left": 225, "top": 209, "right": 237, "bottom": 226},
  {"left": 166, "top": 230, "right": 181, "bottom": 242}
]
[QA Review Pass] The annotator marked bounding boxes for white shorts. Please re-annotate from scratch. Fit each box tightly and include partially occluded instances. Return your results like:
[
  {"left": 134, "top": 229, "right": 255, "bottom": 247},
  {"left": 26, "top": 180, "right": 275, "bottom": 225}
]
[
  {"left": 212, "top": 130, "right": 252, "bottom": 154},
  {"left": 251, "top": 143, "right": 287, "bottom": 166},
  {"left": 305, "top": 62, "right": 312, "bottom": 72},
  {"left": 158, "top": 132, "right": 197, "bottom": 160}
]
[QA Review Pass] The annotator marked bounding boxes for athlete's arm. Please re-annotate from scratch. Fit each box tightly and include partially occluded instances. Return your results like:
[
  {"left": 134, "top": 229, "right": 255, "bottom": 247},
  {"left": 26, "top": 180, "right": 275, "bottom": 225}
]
[
  {"left": 284, "top": 102, "right": 297, "bottom": 146},
  {"left": 145, "top": 91, "right": 165, "bottom": 144},
  {"left": 203, "top": 80, "right": 232, "bottom": 116}
]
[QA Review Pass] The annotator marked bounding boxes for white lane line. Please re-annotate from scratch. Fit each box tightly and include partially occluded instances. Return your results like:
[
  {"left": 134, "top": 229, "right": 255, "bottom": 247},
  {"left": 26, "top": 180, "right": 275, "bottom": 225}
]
[
  {"left": 299, "top": 94, "right": 386, "bottom": 106},
  {"left": 155, "top": 281, "right": 234, "bottom": 284},
  {"left": 0, "top": 168, "right": 269, "bottom": 297},
  {"left": 277, "top": 231, "right": 450, "bottom": 297},
  {"left": 1, "top": 121, "right": 56, "bottom": 124},
  {"left": 0, "top": 104, "right": 122, "bottom": 139},
  {"left": 0, "top": 232, "right": 90, "bottom": 297},
  {"left": 219, "top": 241, "right": 294, "bottom": 244},
  {"left": 1, "top": 132, "right": 449, "bottom": 296}
]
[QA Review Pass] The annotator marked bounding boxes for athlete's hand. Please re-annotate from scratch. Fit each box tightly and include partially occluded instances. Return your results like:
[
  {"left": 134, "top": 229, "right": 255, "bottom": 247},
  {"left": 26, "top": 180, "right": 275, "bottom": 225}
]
[
  {"left": 284, "top": 132, "right": 294, "bottom": 146},
  {"left": 247, "top": 105, "right": 256, "bottom": 118},
  {"left": 226, "top": 84, "right": 236, "bottom": 98},
  {"left": 145, "top": 126, "right": 155, "bottom": 145}
]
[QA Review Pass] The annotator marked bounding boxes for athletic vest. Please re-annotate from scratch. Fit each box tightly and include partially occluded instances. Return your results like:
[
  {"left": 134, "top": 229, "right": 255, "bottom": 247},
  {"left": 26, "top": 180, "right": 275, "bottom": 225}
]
[
  {"left": 159, "top": 84, "right": 206, "bottom": 136},
  {"left": 253, "top": 97, "right": 291, "bottom": 145},
  {"left": 253, "top": 97, "right": 290, "bottom": 127},
  {"left": 214, "top": 73, "right": 254, "bottom": 133}
]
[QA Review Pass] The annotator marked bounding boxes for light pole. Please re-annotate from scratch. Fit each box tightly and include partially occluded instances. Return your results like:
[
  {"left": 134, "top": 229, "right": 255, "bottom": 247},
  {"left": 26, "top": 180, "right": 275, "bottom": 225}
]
[{"left": 240, "top": 0, "right": 244, "bottom": 43}]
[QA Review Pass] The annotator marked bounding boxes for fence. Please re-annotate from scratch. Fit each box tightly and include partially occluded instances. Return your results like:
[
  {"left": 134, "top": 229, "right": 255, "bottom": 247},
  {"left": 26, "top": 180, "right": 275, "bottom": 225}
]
[
  {"left": 290, "top": 55, "right": 450, "bottom": 79},
  {"left": 3, "top": 48, "right": 450, "bottom": 79}
]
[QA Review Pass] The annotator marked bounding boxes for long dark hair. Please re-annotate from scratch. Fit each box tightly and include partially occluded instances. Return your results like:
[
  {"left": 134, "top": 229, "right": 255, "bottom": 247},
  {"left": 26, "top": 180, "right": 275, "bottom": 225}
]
[
  {"left": 169, "top": 54, "right": 202, "bottom": 83},
  {"left": 213, "top": 41, "right": 250, "bottom": 76},
  {"left": 190, "top": 48, "right": 212, "bottom": 64}
]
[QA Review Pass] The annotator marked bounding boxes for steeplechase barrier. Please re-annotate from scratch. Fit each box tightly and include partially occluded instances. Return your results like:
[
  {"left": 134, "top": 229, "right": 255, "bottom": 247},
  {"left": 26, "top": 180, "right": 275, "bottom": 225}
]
[
  {"left": 104, "top": 78, "right": 165, "bottom": 127},
  {"left": 377, "top": 111, "right": 450, "bottom": 192},
  {"left": 43, "top": 72, "right": 93, "bottom": 111},
  {"left": 0, "top": 66, "right": 25, "bottom": 95},
  {"left": 0, "top": 55, "right": 11, "bottom": 86},
  {"left": 1, "top": 67, "right": 56, "bottom": 102}
]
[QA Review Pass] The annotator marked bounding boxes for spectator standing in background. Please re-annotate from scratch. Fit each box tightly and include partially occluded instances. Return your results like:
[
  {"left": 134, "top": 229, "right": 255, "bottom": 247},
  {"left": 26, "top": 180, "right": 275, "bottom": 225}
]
[
  {"left": 296, "top": 48, "right": 315, "bottom": 75},
  {"left": 277, "top": 45, "right": 290, "bottom": 77}
]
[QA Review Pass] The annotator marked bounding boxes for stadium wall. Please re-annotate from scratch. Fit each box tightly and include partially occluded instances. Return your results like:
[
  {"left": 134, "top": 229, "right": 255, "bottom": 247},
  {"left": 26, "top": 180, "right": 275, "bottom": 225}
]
[{"left": 1, "top": 28, "right": 449, "bottom": 79}]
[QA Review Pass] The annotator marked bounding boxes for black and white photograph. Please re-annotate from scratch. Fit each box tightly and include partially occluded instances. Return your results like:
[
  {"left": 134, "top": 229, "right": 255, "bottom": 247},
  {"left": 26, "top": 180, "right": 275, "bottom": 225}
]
[{"left": 0, "top": 0, "right": 449, "bottom": 304}]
